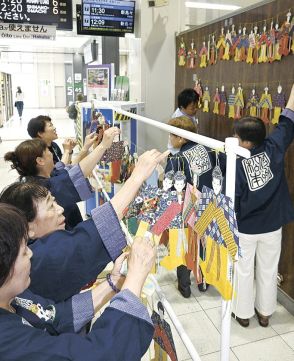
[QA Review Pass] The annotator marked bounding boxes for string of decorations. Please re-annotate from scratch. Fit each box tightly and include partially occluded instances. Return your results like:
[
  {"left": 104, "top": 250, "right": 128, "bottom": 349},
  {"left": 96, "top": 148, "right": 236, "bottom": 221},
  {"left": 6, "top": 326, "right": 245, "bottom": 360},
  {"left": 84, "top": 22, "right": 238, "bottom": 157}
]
[{"left": 178, "top": 9, "right": 293, "bottom": 69}]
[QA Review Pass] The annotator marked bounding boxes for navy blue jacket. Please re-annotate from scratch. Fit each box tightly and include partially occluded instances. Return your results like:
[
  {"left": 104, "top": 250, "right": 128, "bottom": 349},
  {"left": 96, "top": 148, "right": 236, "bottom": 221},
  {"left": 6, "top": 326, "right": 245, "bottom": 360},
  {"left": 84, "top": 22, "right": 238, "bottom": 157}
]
[
  {"left": 49, "top": 141, "right": 63, "bottom": 164},
  {"left": 32, "top": 164, "right": 92, "bottom": 229},
  {"left": 29, "top": 202, "right": 127, "bottom": 302},
  {"left": 0, "top": 289, "right": 154, "bottom": 361},
  {"left": 235, "top": 109, "right": 294, "bottom": 234},
  {"left": 165, "top": 141, "right": 225, "bottom": 188}
]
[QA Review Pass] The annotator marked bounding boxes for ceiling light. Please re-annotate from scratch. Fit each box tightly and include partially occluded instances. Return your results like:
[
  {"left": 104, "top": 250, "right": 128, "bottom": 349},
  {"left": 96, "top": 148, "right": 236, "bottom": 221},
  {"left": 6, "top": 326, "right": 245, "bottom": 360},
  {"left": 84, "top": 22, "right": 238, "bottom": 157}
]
[{"left": 185, "top": 2, "right": 241, "bottom": 11}]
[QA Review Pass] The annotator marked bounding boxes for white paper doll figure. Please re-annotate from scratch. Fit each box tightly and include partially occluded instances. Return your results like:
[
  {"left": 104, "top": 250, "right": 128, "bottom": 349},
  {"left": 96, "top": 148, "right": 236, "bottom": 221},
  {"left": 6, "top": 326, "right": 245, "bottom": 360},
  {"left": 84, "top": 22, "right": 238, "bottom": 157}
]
[
  {"left": 174, "top": 171, "right": 186, "bottom": 204},
  {"left": 162, "top": 170, "right": 174, "bottom": 192}
]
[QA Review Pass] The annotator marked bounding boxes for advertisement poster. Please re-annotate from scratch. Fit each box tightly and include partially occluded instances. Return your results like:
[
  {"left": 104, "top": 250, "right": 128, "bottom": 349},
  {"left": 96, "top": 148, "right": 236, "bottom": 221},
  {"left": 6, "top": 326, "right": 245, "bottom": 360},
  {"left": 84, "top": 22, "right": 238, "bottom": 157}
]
[{"left": 86, "top": 63, "right": 114, "bottom": 101}]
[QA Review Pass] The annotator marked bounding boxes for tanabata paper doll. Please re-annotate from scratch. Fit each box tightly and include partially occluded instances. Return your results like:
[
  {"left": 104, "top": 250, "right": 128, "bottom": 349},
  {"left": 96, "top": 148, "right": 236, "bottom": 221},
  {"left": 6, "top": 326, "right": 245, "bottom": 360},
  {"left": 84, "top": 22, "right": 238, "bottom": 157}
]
[
  {"left": 194, "top": 78, "right": 203, "bottom": 108},
  {"left": 228, "top": 86, "right": 236, "bottom": 119},
  {"left": 187, "top": 39, "right": 197, "bottom": 69},
  {"left": 193, "top": 167, "right": 239, "bottom": 300},
  {"left": 268, "top": 21, "right": 277, "bottom": 63},
  {"left": 246, "top": 88, "right": 259, "bottom": 117},
  {"left": 272, "top": 84, "right": 286, "bottom": 124},
  {"left": 258, "top": 25, "right": 270, "bottom": 63},
  {"left": 178, "top": 38, "right": 187, "bottom": 66},
  {"left": 290, "top": 17, "right": 294, "bottom": 53},
  {"left": 246, "top": 29, "right": 257, "bottom": 64},
  {"left": 252, "top": 26, "right": 260, "bottom": 63},
  {"left": 233, "top": 28, "right": 242, "bottom": 62},
  {"left": 274, "top": 23, "right": 282, "bottom": 61},
  {"left": 209, "top": 34, "right": 217, "bottom": 65},
  {"left": 216, "top": 27, "right": 226, "bottom": 60},
  {"left": 229, "top": 24, "right": 237, "bottom": 58},
  {"left": 219, "top": 85, "right": 227, "bottom": 116},
  {"left": 234, "top": 84, "right": 244, "bottom": 119},
  {"left": 159, "top": 173, "right": 188, "bottom": 271},
  {"left": 213, "top": 87, "right": 221, "bottom": 115},
  {"left": 199, "top": 41, "right": 208, "bottom": 68},
  {"left": 259, "top": 86, "right": 273, "bottom": 124},
  {"left": 279, "top": 10, "right": 292, "bottom": 57},
  {"left": 239, "top": 27, "right": 249, "bottom": 61},
  {"left": 202, "top": 86, "right": 211, "bottom": 112},
  {"left": 223, "top": 28, "right": 232, "bottom": 60}
]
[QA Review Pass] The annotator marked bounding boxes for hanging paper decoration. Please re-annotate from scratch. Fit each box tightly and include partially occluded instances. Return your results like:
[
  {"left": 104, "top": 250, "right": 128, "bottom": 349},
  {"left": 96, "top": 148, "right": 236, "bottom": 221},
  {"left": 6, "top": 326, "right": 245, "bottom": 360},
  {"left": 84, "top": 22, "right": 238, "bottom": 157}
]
[
  {"left": 278, "top": 10, "right": 292, "bottom": 57},
  {"left": 101, "top": 140, "right": 125, "bottom": 163},
  {"left": 268, "top": 21, "right": 276, "bottom": 63},
  {"left": 259, "top": 86, "right": 273, "bottom": 124},
  {"left": 232, "top": 27, "right": 242, "bottom": 62},
  {"left": 194, "top": 78, "right": 203, "bottom": 108},
  {"left": 212, "top": 87, "right": 221, "bottom": 115},
  {"left": 272, "top": 85, "right": 286, "bottom": 124},
  {"left": 258, "top": 25, "right": 270, "bottom": 63},
  {"left": 187, "top": 39, "right": 197, "bottom": 69},
  {"left": 194, "top": 184, "right": 239, "bottom": 260},
  {"left": 216, "top": 27, "right": 226, "bottom": 60},
  {"left": 209, "top": 34, "right": 217, "bottom": 65},
  {"left": 291, "top": 17, "right": 294, "bottom": 54},
  {"left": 178, "top": 37, "right": 187, "bottom": 66},
  {"left": 239, "top": 27, "right": 249, "bottom": 61},
  {"left": 274, "top": 23, "right": 282, "bottom": 61},
  {"left": 199, "top": 236, "right": 234, "bottom": 300},
  {"left": 223, "top": 29, "right": 232, "bottom": 60},
  {"left": 219, "top": 85, "right": 227, "bottom": 116},
  {"left": 228, "top": 86, "right": 236, "bottom": 119},
  {"left": 234, "top": 84, "right": 244, "bottom": 119},
  {"left": 246, "top": 89, "right": 260, "bottom": 117},
  {"left": 151, "top": 302, "right": 178, "bottom": 361},
  {"left": 246, "top": 29, "right": 257, "bottom": 64},
  {"left": 199, "top": 41, "right": 208, "bottom": 68},
  {"left": 202, "top": 86, "right": 210, "bottom": 112}
]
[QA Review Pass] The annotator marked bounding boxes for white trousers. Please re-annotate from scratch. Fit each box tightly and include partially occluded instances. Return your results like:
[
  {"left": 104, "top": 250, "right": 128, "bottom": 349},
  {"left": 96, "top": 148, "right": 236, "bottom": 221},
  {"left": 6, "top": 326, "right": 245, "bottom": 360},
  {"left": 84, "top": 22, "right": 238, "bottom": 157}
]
[{"left": 232, "top": 228, "right": 282, "bottom": 319}]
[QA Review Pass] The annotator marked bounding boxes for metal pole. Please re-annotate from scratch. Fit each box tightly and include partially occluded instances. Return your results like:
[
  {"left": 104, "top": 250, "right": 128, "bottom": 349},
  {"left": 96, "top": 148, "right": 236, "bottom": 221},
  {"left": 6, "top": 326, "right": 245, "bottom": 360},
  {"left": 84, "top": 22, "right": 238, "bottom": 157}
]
[{"left": 220, "top": 137, "right": 239, "bottom": 361}]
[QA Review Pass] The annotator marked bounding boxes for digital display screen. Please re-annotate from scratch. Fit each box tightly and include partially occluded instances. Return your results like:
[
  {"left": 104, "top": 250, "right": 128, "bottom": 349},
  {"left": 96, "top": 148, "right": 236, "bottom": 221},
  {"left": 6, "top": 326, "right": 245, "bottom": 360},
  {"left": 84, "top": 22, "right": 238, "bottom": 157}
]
[
  {"left": 0, "top": 0, "right": 72, "bottom": 30},
  {"left": 77, "top": 0, "right": 135, "bottom": 37}
]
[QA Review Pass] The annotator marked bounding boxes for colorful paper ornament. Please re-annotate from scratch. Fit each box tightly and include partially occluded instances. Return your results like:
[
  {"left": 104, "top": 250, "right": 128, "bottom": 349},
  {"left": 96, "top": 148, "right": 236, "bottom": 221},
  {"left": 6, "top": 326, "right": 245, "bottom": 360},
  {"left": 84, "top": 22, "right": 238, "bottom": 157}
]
[
  {"left": 278, "top": 10, "right": 292, "bottom": 57},
  {"left": 259, "top": 86, "right": 273, "bottom": 124},
  {"left": 246, "top": 29, "right": 257, "bottom": 64},
  {"left": 213, "top": 87, "right": 221, "bottom": 115},
  {"left": 199, "top": 41, "right": 208, "bottom": 68},
  {"left": 223, "top": 28, "right": 232, "bottom": 60},
  {"left": 209, "top": 34, "right": 217, "bottom": 65},
  {"left": 272, "top": 85, "right": 286, "bottom": 124},
  {"left": 258, "top": 25, "right": 270, "bottom": 63},
  {"left": 234, "top": 84, "right": 244, "bottom": 119},
  {"left": 274, "top": 23, "right": 282, "bottom": 61},
  {"left": 202, "top": 86, "right": 210, "bottom": 112},
  {"left": 233, "top": 28, "right": 242, "bottom": 62},
  {"left": 268, "top": 21, "right": 277, "bottom": 63},
  {"left": 219, "top": 85, "right": 227, "bottom": 116},
  {"left": 239, "top": 27, "right": 249, "bottom": 61},
  {"left": 187, "top": 39, "right": 197, "bottom": 69},
  {"left": 246, "top": 88, "right": 260, "bottom": 117},
  {"left": 178, "top": 38, "right": 187, "bottom": 66},
  {"left": 228, "top": 86, "right": 236, "bottom": 119},
  {"left": 216, "top": 27, "right": 226, "bottom": 60}
]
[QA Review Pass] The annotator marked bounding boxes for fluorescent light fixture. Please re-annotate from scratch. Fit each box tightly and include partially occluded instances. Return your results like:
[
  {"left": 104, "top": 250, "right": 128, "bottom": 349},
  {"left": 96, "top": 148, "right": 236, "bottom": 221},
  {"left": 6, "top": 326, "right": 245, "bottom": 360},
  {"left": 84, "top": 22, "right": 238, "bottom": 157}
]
[{"left": 185, "top": 1, "right": 241, "bottom": 11}]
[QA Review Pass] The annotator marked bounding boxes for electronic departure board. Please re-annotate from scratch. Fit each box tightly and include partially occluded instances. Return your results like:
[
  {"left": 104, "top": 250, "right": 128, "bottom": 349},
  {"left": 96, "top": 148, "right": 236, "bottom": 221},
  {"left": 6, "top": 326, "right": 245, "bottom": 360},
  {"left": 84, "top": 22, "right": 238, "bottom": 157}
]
[
  {"left": 77, "top": 0, "right": 135, "bottom": 37},
  {"left": 0, "top": 0, "right": 73, "bottom": 30}
]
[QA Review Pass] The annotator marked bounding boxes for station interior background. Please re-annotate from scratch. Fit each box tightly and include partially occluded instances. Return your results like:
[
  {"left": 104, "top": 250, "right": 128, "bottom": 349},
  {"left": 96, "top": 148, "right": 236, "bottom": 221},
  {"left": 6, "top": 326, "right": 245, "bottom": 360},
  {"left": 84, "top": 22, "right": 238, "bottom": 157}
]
[{"left": 0, "top": 1, "right": 294, "bottom": 361}]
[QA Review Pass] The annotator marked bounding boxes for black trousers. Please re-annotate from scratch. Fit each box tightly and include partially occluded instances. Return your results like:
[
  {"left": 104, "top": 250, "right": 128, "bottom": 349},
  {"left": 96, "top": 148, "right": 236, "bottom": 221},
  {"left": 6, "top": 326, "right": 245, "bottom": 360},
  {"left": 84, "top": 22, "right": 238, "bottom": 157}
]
[{"left": 177, "top": 265, "right": 191, "bottom": 288}]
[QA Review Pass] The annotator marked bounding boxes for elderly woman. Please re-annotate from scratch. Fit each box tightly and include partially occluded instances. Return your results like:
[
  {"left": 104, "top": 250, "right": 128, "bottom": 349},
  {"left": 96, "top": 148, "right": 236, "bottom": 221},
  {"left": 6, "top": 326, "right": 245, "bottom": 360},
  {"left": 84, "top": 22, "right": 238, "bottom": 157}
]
[
  {"left": 0, "top": 203, "right": 155, "bottom": 361},
  {"left": 1, "top": 149, "right": 169, "bottom": 302},
  {"left": 4, "top": 127, "right": 120, "bottom": 229}
]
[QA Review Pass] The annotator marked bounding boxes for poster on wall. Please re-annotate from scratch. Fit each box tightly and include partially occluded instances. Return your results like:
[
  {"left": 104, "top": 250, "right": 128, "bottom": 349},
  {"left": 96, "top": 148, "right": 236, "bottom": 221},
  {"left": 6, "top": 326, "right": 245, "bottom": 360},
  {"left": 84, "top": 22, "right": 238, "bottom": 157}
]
[{"left": 86, "top": 64, "right": 114, "bottom": 101}]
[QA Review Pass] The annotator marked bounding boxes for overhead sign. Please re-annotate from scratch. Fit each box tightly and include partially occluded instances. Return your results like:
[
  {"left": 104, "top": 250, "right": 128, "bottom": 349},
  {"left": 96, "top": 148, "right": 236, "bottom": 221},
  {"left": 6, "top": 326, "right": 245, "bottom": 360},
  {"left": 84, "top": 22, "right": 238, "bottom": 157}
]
[
  {"left": 0, "top": 0, "right": 72, "bottom": 30},
  {"left": 0, "top": 22, "right": 56, "bottom": 40}
]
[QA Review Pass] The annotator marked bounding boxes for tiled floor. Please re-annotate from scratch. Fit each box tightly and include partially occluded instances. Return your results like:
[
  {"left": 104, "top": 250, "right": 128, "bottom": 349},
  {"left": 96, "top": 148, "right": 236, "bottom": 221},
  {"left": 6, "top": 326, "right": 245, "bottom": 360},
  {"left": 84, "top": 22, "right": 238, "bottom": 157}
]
[{"left": 1, "top": 110, "right": 294, "bottom": 361}]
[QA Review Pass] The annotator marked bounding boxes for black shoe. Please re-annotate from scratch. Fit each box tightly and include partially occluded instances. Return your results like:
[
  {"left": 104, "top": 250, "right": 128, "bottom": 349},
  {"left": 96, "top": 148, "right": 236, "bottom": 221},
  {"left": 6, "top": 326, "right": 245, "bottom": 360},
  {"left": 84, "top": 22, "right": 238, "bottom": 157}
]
[
  {"left": 255, "top": 308, "right": 269, "bottom": 327},
  {"left": 232, "top": 312, "right": 250, "bottom": 327},
  {"left": 198, "top": 280, "right": 209, "bottom": 292},
  {"left": 178, "top": 283, "right": 191, "bottom": 298}
]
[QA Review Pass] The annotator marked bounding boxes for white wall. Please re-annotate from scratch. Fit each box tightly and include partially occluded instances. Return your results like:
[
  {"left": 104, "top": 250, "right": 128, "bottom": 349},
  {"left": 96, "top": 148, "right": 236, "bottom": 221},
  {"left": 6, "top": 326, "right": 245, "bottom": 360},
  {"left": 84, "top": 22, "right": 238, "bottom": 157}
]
[{"left": 137, "top": 1, "right": 183, "bottom": 152}]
